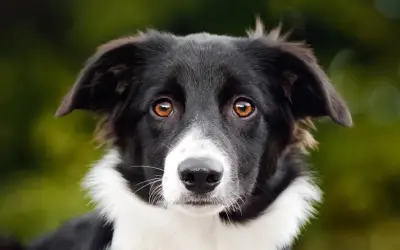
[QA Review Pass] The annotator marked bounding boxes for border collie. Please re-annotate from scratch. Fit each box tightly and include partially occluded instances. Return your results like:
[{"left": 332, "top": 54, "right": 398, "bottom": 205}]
[{"left": 7, "top": 19, "right": 352, "bottom": 250}]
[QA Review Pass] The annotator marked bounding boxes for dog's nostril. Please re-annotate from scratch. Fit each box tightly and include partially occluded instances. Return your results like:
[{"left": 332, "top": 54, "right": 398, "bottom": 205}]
[
  {"left": 182, "top": 172, "right": 195, "bottom": 184},
  {"left": 178, "top": 158, "right": 223, "bottom": 194},
  {"left": 206, "top": 172, "right": 220, "bottom": 184}
]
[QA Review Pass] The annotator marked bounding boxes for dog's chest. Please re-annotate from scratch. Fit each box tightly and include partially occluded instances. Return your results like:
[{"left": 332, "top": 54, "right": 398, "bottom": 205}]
[{"left": 110, "top": 209, "right": 288, "bottom": 250}]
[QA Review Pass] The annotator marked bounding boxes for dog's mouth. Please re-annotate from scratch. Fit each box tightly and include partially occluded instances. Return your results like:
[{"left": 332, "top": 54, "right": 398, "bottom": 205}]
[
  {"left": 182, "top": 200, "right": 217, "bottom": 206},
  {"left": 176, "top": 194, "right": 223, "bottom": 206},
  {"left": 170, "top": 197, "right": 225, "bottom": 216}
]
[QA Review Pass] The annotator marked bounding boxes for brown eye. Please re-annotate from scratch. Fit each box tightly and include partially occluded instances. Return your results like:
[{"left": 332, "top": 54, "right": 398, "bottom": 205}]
[
  {"left": 153, "top": 99, "right": 173, "bottom": 117},
  {"left": 233, "top": 98, "right": 255, "bottom": 118}
]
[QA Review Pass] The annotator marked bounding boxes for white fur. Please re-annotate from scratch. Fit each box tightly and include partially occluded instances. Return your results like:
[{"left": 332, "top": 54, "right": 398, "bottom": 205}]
[
  {"left": 163, "top": 127, "right": 233, "bottom": 214},
  {"left": 84, "top": 150, "right": 321, "bottom": 250}
]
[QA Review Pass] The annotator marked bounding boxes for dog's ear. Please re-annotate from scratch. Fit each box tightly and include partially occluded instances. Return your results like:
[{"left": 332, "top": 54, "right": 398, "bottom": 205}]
[
  {"left": 55, "top": 33, "right": 167, "bottom": 117},
  {"left": 274, "top": 41, "right": 352, "bottom": 127},
  {"left": 246, "top": 24, "right": 352, "bottom": 127}
]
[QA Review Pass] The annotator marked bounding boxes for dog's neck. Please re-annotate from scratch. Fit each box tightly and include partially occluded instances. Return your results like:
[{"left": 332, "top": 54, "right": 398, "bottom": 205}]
[{"left": 84, "top": 150, "right": 321, "bottom": 250}]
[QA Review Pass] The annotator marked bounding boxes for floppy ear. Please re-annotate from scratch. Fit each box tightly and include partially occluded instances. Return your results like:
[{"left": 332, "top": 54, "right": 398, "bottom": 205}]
[
  {"left": 272, "top": 41, "right": 352, "bottom": 127},
  {"left": 55, "top": 34, "right": 161, "bottom": 117},
  {"left": 247, "top": 23, "right": 352, "bottom": 127}
]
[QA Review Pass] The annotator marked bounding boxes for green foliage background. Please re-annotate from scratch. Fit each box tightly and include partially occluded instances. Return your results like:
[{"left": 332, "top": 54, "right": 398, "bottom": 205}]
[{"left": 1, "top": 0, "right": 400, "bottom": 249}]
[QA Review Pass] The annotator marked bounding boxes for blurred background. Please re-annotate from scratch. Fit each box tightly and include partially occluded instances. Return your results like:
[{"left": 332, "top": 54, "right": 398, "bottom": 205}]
[{"left": 0, "top": 0, "right": 399, "bottom": 249}]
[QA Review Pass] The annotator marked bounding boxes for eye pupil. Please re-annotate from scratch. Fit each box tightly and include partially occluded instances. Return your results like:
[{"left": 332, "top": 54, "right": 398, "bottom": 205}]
[
  {"left": 160, "top": 103, "right": 170, "bottom": 110},
  {"left": 237, "top": 102, "right": 248, "bottom": 111}
]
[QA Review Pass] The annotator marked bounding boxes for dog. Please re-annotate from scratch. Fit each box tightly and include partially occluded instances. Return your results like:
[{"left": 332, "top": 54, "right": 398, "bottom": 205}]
[{"left": 7, "top": 19, "right": 352, "bottom": 250}]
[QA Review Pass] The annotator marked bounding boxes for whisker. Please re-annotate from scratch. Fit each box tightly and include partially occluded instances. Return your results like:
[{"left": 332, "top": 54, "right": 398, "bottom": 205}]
[
  {"left": 149, "top": 183, "right": 163, "bottom": 204},
  {"left": 223, "top": 197, "right": 233, "bottom": 224},
  {"left": 154, "top": 186, "right": 166, "bottom": 207},
  {"left": 133, "top": 179, "right": 161, "bottom": 195},
  {"left": 134, "top": 177, "right": 162, "bottom": 187},
  {"left": 233, "top": 194, "right": 244, "bottom": 216}
]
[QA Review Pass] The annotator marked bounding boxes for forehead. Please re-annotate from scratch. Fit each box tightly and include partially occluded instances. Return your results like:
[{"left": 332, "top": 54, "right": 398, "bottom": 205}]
[{"left": 142, "top": 34, "right": 257, "bottom": 96}]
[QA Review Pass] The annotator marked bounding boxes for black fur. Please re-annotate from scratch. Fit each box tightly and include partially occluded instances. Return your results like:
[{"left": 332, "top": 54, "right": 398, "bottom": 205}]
[{"left": 26, "top": 213, "right": 113, "bottom": 250}]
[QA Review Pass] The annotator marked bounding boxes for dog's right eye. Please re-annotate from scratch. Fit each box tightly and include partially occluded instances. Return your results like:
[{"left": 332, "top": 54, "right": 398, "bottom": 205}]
[
  {"left": 232, "top": 97, "right": 255, "bottom": 118},
  {"left": 152, "top": 98, "right": 174, "bottom": 117}
]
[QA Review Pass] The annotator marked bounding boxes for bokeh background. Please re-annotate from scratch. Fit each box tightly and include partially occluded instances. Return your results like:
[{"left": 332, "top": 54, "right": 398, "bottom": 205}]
[{"left": 1, "top": 0, "right": 400, "bottom": 249}]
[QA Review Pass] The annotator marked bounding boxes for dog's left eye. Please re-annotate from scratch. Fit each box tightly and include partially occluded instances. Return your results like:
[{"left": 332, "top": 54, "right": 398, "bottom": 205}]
[
  {"left": 152, "top": 98, "right": 174, "bottom": 117},
  {"left": 233, "top": 98, "right": 255, "bottom": 118}
]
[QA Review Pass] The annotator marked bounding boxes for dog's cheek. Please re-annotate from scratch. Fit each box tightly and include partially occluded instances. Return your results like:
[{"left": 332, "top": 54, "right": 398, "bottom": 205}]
[
  {"left": 236, "top": 128, "right": 268, "bottom": 195},
  {"left": 142, "top": 140, "right": 168, "bottom": 167},
  {"left": 238, "top": 156, "right": 260, "bottom": 194}
]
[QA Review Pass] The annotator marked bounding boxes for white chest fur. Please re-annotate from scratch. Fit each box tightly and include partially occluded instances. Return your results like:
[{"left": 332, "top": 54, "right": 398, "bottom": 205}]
[{"left": 84, "top": 151, "right": 321, "bottom": 250}]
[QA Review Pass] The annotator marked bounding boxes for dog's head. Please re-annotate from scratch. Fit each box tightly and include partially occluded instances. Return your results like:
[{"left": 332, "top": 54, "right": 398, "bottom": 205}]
[{"left": 56, "top": 21, "right": 351, "bottom": 217}]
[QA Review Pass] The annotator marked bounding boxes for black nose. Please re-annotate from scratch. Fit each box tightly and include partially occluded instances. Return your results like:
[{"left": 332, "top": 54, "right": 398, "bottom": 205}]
[{"left": 178, "top": 158, "right": 223, "bottom": 194}]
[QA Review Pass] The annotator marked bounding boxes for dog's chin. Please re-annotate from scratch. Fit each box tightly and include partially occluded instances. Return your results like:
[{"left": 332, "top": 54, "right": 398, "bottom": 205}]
[{"left": 170, "top": 203, "right": 225, "bottom": 217}]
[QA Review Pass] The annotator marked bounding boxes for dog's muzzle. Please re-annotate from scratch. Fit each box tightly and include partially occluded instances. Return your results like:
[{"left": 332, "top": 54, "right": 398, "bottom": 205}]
[{"left": 162, "top": 127, "right": 234, "bottom": 215}]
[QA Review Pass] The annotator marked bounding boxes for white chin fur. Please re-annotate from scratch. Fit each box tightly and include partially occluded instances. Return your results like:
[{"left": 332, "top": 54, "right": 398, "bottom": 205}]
[
  {"left": 83, "top": 150, "right": 322, "bottom": 250},
  {"left": 171, "top": 204, "right": 225, "bottom": 217}
]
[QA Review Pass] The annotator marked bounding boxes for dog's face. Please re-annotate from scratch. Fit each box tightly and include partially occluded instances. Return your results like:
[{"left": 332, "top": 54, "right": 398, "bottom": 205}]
[
  {"left": 131, "top": 39, "right": 273, "bottom": 215},
  {"left": 56, "top": 23, "right": 352, "bottom": 216}
]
